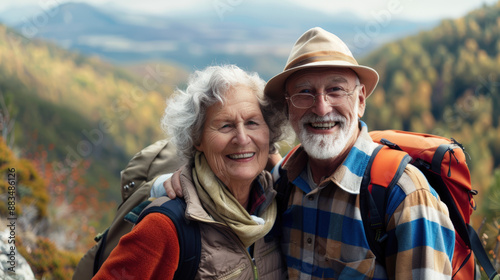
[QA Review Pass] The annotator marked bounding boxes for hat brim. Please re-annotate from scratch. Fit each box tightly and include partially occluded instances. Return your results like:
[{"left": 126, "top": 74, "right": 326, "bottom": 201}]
[{"left": 264, "top": 60, "right": 379, "bottom": 101}]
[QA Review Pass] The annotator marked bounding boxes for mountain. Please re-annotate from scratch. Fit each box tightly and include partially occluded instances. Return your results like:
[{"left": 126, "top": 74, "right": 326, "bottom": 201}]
[
  {"left": 361, "top": 1, "right": 500, "bottom": 199},
  {"left": 3, "top": 2, "right": 436, "bottom": 80}
]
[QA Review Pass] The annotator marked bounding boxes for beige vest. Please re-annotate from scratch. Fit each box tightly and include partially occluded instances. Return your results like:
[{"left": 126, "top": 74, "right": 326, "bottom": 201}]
[{"left": 176, "top": 167, "right": 287, "bottom": 280}]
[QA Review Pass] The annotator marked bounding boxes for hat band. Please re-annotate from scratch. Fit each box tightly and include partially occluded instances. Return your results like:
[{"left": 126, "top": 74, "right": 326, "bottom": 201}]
[{"left": 285, "top": 51, "right": 358, "bottom": 71}]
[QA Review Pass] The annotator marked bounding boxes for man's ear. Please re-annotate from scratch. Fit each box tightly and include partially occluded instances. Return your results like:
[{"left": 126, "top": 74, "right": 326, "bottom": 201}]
[
  {"left": 282, "top": 93, "right": 290, "bottom": 120},
  {"left": 357, "top": 85, "right": 367, "bottom": 118}
]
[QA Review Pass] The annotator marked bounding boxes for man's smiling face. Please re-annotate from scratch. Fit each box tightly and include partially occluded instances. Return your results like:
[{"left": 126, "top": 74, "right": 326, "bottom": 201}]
[{"left": 285, "top": 67, "right": 366, "bottom": 160}]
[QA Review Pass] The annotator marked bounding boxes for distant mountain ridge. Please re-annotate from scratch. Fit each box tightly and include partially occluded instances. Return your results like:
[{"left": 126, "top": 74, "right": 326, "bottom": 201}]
[{"left": 1, "top": 2, "right": 436, "bottom": 80}]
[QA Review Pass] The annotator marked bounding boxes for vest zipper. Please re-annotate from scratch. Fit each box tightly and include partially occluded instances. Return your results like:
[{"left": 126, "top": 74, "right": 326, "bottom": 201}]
[
  {"left": 244, "top": 243, "right": 259, "bottom": 280},
  {"left": 253, "top": 265, "right": 258, "bottom": 280},
  {"left": 239, "top": 233, "right": 258, "bottom": 279}
]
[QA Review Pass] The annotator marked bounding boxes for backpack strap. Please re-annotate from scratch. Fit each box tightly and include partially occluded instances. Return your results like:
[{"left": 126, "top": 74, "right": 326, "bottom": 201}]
[
  {"left": 124, "top": 200, "right": 154, "bottom": 224},
  {"left": 467, "top": 224, "right": 499, "bottom": 280},
  {"left": 136, "top": 197, "right": 201, "bottom": 280},
  {"left": 92, "top": 228, "right": 109, "bottom": 275},
  {"left": 360, "top": 144, "right": 411, "bottom": 267}
]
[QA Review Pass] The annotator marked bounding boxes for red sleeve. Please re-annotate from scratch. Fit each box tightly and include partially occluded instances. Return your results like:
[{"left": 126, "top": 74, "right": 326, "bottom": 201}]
[{"left": 92, "top": 213, "right": 180, "bottom": 280}]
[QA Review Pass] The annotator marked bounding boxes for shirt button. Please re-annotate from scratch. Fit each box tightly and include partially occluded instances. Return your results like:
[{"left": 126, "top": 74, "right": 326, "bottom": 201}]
[
  {"left": 307, "top": 238, "right": 312, "bottom": 244},
  {"left": 308, "top": 195, "right": 314, "bottom": 201}
]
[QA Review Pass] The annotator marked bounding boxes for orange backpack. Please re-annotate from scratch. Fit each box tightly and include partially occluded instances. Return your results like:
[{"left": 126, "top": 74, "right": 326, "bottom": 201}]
[{"left": 361, "top": 130, "right": 498, "bottom": 279}]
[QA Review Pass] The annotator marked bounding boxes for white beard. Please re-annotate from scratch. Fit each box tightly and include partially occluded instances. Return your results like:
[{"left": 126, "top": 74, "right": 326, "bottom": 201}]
[{"left": 297, "top": 111, "right": 359, "bottom": 160}]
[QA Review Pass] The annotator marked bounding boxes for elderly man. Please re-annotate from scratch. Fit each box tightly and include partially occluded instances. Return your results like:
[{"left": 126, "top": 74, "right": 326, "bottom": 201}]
[
  {"left": 160, "top": 27, "right": 455, "bottom": 279},
  {"left": 264, "top": 27, "right": 455, "bottom": 279}
]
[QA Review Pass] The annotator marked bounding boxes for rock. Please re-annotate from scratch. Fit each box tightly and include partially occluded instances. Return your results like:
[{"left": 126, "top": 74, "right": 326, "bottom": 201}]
[{"left": 0, "top": 228, "right": 35, "bottom": 280}]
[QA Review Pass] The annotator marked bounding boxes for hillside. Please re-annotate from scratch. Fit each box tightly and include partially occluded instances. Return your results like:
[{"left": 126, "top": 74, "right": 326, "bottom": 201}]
[
  {"left": 0, "top": 24, "right": 188, "bottom": 201},
  {"left": 0, "top": 23, "right": 192, "bottom": 278},
  {"left": 361, "top": 1, "right": 500, "bottom": 205}
]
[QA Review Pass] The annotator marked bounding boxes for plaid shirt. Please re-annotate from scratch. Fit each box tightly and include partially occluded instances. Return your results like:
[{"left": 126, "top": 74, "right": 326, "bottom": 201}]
[
  {"left": 276, "top": 122, "right": 455, "bottom": 279},
  {"left": 248, "top": 175, "right": 268, "bottom": 215}
]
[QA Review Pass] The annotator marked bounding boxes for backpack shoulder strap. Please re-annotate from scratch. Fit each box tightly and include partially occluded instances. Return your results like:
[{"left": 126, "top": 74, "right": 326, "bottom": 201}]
[
  {"left": 136, "top": 196, "right": 201, "bottom": 280},
  {"left": 360, "top": 144, "right": 411, "bottom": 266},
  {"left": 467, "top": 224, "right": 499, "bottom": 280}
]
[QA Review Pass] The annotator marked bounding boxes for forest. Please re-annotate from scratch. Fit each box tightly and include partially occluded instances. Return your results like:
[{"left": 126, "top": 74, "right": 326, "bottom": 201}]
[
  {"left": 361, "top": 3, "right": 500, "bottom": 223},
  {"left": 1, "top": 1, "right": 500, "bottom": 279}
]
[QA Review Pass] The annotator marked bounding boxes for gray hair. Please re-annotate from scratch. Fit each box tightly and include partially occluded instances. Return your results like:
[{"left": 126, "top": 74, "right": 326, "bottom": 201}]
[{"left": 161, "top": 65, "right": 288, "bottom": 161}]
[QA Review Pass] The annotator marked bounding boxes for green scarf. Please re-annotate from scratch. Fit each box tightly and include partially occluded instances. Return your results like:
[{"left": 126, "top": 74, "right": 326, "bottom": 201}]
[{"left": 192, "top": 151, "right": 277, "bottom": 248}]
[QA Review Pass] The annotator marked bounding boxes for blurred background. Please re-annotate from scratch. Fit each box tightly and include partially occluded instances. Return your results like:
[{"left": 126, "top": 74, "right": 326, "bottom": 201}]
[{"left": 0, "top": 0, "right": 499, "bottom": 278}]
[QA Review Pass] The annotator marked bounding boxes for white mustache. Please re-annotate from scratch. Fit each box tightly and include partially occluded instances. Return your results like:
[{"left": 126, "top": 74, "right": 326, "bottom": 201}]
[{"left": 300, "top": 112, "right": 346, "bottom": 126}]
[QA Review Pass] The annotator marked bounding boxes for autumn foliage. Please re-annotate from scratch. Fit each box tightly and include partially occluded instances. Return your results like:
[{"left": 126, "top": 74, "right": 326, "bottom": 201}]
[
  {"left": 27, "top": 144, "right": 116, "bottom": 252},
  {"left": 0, "top": 137, "right": 48, "bottom": 219},
  {"left": 0, "top": 138, "right": 116, "bottom": 278},
  {"left": 17, "top": 235, "right": 82, "bottom": 280}
]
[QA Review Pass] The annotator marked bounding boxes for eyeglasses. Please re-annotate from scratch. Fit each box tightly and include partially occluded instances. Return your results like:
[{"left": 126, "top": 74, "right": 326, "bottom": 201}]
[{"left": 286, "top": 85, "right": 359, "bottom": 109}]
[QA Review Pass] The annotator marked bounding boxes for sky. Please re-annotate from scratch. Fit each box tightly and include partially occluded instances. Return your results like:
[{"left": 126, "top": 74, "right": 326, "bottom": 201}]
[{"left": 0, "top": 0, "right": 497, "bottom": 22}]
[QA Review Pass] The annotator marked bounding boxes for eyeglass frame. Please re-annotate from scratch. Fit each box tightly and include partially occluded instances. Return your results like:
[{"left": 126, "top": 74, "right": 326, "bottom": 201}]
[{"left": 285, "top": 84, "right": 361, "bottom": 109}]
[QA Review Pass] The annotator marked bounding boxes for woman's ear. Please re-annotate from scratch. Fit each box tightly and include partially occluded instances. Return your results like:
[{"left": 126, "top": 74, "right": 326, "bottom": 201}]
[{"left": 194, "top": 144, "right": 203, "bottom": 152}]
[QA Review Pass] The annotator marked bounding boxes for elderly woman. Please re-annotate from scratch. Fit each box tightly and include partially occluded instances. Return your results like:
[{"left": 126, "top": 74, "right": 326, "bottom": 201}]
[{"left": 93, "top": 65, "right": 288, "bottom": 279}]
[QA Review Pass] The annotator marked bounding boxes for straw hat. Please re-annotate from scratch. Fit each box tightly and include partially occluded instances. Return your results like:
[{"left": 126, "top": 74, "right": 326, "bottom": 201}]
[{"left": 264, "top": 27, "right": 379, "bottom": 100}]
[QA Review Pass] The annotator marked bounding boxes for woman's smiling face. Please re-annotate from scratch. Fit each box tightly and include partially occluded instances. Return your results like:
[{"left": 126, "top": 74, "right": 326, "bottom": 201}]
[{"left": 196, "top": 85, "right": 270, "bottom": 188}]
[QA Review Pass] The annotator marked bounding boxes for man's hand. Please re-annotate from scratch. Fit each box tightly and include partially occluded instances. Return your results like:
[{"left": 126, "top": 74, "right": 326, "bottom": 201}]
[{"left": 163, "top": 176, "right": 184, "bottom": 199}]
